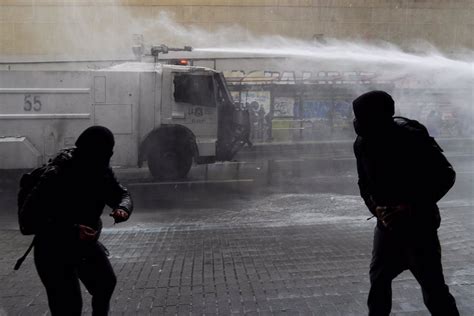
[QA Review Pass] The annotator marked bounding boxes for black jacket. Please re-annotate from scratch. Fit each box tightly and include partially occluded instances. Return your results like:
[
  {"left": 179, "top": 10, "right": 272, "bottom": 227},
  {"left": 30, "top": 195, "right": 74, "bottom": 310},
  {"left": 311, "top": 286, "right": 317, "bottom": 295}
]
[
  {"left": 21, "top": 148, "right": 133, "bottom": 240},
  {"left": 354, "top": 117, "right": 455, "bottom": 229}
]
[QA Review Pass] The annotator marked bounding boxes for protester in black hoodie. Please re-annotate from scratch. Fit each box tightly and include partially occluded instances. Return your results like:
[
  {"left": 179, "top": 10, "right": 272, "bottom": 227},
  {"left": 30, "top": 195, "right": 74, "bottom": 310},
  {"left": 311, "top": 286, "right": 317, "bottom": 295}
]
[
  {"left": 22, "top": 126, "right": 133, "bottom": 316},
  {"left": 353, "top": 91, "right": 459, "bottom": 316}
]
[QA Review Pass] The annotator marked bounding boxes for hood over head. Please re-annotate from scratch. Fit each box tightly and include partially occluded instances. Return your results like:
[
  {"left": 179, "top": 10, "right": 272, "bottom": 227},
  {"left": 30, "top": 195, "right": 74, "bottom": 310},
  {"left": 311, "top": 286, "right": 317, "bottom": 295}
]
[
  {"left": 352, "top": 90, "right": 395, "bottom": 137},
  {"left": 75, "top": 126, "right": 115, "bottom": 169}
]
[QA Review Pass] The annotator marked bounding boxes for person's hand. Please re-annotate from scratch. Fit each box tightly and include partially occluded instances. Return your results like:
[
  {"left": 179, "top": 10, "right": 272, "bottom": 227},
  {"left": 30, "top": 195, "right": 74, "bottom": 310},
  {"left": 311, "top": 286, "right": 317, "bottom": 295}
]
[
  {"left": 375, "top": 206, "right": 389, "bottom": 226},
  {"left": 376, "top": 204, "right": 412, "bottom": 229},
  {"left": 79, "top": 224, "right": 97, "bottom": 241},
  {"left": 110, "top": 209, "right": 129, "bottom": 224}
]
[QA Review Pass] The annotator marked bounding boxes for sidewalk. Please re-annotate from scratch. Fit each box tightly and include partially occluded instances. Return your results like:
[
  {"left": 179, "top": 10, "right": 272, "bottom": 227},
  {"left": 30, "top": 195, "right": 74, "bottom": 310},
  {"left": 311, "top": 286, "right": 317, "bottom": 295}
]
[{"left": 0, "top": 198, "right": 473, "bottom": 315}]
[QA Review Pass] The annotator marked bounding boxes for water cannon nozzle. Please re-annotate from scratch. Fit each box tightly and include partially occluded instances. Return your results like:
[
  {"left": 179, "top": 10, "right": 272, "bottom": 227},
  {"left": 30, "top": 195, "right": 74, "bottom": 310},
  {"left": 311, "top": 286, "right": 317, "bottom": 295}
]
[{"left": 151, "top": 44, "right": 193, "bottom": 57}]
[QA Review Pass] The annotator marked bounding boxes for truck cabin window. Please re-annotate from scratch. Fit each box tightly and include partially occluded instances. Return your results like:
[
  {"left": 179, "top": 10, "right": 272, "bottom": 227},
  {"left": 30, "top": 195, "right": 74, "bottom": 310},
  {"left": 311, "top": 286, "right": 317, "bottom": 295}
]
[{"left": 174, "top": 75, "right": 216, "bottom": 107}]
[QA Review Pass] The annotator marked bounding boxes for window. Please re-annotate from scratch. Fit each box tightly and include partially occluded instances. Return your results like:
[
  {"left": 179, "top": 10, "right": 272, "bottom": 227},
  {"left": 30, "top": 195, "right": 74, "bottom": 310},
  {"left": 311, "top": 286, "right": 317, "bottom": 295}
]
[{"left": 173, "top": 74, "right": 215, "bottom": 107}]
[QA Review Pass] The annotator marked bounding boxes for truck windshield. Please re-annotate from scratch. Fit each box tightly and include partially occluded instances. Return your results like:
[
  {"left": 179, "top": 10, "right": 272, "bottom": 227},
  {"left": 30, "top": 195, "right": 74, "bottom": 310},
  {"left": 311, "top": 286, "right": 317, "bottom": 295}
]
[{"left": 173, "top": 74, "right": 215, "bottom": 107}]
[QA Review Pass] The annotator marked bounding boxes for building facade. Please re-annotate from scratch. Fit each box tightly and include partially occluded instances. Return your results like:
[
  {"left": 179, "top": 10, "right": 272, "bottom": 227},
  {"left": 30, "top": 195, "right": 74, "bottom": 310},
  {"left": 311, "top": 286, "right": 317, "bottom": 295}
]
[{"left": 0, "top": 0, "right": 472, "bottom": 60}]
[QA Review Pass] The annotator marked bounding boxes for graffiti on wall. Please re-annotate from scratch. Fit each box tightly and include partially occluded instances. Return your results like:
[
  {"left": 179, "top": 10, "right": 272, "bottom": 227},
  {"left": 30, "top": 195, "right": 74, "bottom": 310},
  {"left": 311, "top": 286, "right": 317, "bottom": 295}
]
[
  {"left": 274, "top": 97, "right": 295, "bottom": 117},
  {"left": 334, "top": 101, "right": 352, "bottom": 119},
  {"left": 243, "top": 91, "right": 271, "bottom": 114},
  {"left": 302, "top": 100, "right": 330, "bottom": 119},
  {"left": 231, "top": 90, "right": 271, "bottom": 114},
  {"left": 224, "top": 69, "right": 365, "bottom": 141},
  {"left": 301, "top": 100, "right": 352, "bottom": 119}
]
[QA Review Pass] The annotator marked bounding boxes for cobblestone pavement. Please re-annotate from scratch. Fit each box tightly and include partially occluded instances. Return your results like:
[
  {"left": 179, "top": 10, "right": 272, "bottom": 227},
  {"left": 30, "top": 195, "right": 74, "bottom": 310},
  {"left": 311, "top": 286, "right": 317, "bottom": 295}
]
[{"left": 0, "top": 192, "right": 473, "bottom": 316}]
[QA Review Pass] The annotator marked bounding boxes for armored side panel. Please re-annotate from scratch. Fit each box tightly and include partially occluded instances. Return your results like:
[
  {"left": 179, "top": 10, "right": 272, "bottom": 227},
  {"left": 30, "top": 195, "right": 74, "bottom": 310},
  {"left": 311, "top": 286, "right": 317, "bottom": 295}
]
[
  {"left": 0, "top": 70, "right": 92, "bottom": 168},
  {"left": 138, "top": 71, "right": 160, "bottom": 144},
  {"left": 0, "top": 70, "right": 141, "bottom": 169},
  {"left": 91, "top": 71, "right": 140, "bottom": 167}
]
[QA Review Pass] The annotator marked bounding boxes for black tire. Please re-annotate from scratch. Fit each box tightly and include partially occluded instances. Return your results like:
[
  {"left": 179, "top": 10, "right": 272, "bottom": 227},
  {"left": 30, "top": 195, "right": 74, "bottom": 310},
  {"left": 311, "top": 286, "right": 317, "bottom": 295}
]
[{"left": 147, "top": 140, "right": 193, "bottom": 180}]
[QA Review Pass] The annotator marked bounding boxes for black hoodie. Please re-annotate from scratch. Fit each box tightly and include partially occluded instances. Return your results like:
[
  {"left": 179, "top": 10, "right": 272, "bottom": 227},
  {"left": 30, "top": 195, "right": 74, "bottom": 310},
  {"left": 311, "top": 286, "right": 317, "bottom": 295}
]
[
  {"left": 21, "top": 147, "right": 133, "bottom": 240},
  {"left": 352, "top": 91, "right": 454, "bottom": 229}
]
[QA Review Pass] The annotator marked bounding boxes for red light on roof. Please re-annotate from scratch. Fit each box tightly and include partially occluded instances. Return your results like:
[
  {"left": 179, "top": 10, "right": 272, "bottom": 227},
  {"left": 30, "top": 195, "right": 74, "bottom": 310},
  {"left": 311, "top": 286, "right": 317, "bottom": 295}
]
[{"left": 179, "top": 59, "right": 188, "bottom": 65}]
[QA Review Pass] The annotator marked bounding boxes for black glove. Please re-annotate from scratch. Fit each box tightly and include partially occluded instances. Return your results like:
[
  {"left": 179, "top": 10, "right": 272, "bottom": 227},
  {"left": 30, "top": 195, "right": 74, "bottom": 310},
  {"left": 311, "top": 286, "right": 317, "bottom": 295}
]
[{"left": 375, "top": 204, "right": 412, "bottom": 229}]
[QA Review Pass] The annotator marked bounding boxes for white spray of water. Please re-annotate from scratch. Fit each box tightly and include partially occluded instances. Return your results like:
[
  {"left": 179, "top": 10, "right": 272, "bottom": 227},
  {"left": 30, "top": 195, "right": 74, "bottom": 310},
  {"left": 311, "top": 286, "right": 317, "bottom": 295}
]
[
  {"left": 43, "top": 7, "right": 473, "bottom": 78},
  {"left": 195, "top": 41, "right": 473, "bottom": 102},
  {"left": 14, "top": 5, "right": 474, "bottom": 134},
  {"left": 195, "top": 43, "right": 472, "bottom": 76}
]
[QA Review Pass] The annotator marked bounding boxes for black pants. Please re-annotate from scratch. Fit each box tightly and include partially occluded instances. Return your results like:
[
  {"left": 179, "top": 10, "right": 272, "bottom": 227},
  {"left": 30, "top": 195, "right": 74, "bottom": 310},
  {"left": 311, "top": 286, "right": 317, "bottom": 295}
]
[
  {"left": 34, "top": 238, "right": 116, "bottom": 316},
  {"left": 368, "top": 225, "right": 459, "bottom": 316}
]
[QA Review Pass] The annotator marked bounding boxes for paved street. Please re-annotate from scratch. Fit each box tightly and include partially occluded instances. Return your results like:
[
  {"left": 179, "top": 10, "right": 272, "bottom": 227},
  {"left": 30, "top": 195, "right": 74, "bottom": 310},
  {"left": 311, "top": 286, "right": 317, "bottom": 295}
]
[{"left": 0, "top": 185, "right": 473, "bottom": 315}]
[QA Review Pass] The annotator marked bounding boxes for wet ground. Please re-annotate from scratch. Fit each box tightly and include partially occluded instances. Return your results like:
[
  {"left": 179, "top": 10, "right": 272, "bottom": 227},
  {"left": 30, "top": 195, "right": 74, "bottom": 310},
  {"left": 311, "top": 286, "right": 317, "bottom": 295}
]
[
  {"left": 0, "top": 143, "right": 473, "bottom": 315},
  {"left": 1, "top": 179, "right": 473, "bottom": 315}
]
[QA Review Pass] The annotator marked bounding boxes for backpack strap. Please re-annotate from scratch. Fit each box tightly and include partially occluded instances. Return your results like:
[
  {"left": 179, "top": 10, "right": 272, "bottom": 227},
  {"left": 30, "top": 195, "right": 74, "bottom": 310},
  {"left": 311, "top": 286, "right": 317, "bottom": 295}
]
[
  {"left": 394, "top": 116, "right": 445, "bottom": 152},
  {"left": 13, "top": 237, "right": 36, "bottom": 271},
  {"left": 393, "top": 116, "right": 429, "bottom": 134}
]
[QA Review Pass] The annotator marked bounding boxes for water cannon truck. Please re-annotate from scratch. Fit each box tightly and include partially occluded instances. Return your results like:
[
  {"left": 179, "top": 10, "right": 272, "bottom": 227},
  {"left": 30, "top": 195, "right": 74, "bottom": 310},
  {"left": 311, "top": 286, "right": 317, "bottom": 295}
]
[{"left": 0, "top": 45, "right": 250, "bottom": 180}]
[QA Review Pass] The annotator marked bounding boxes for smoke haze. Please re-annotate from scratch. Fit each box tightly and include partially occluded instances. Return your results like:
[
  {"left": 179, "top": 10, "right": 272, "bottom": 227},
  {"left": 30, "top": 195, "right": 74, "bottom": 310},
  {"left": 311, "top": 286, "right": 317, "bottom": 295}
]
[{"left": 10, "top": 4, "right": 474, "bottom": 135}]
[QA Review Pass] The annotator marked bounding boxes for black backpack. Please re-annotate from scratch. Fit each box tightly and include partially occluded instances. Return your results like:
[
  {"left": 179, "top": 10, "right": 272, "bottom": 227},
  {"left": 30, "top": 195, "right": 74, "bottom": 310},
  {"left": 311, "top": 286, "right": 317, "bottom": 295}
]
[
  {"left": 393, "top": 116, "right": 456, "bottom": 202},
  {"left": 14, "top": 165, "right": 48, "bottom": 270},
  {"left": 18, "top": 165, "right": 48, "bottom": 235}
]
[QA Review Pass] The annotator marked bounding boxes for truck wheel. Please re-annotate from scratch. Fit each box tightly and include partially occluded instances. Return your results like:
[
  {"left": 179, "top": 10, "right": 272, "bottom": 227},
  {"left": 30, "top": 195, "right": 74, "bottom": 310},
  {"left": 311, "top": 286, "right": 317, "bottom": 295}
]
[{"left": 147, "top": 141, "right": 192, "bottom": 180}]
